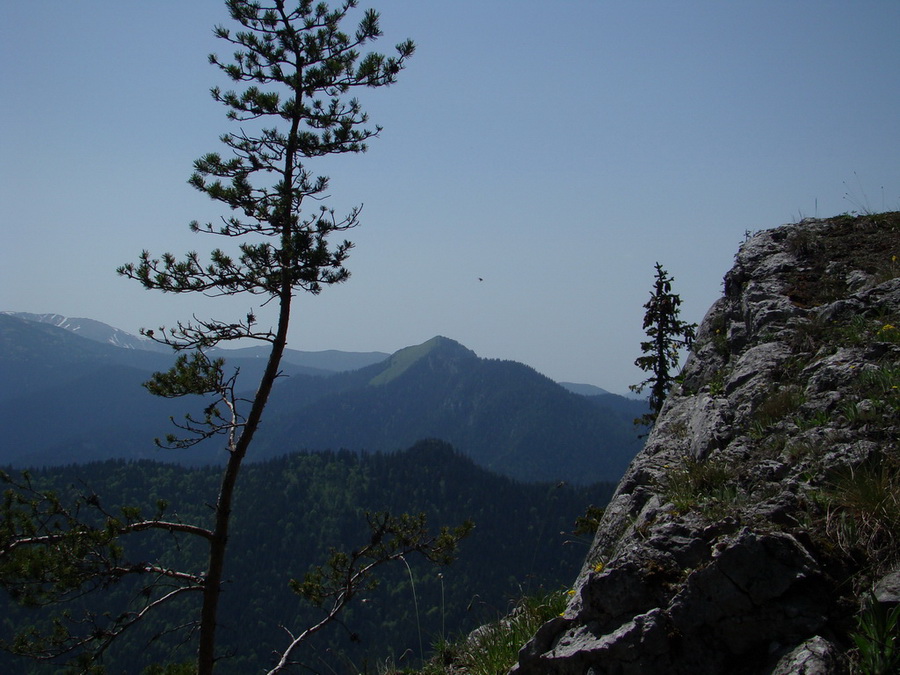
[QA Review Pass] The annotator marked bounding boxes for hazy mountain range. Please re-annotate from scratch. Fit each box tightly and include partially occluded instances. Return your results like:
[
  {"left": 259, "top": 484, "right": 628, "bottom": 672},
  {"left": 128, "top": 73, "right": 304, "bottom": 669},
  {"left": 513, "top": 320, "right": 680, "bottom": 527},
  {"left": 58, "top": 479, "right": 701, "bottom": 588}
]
[{"left": 0, "top": 312, "right": 646, "bottom": 483}]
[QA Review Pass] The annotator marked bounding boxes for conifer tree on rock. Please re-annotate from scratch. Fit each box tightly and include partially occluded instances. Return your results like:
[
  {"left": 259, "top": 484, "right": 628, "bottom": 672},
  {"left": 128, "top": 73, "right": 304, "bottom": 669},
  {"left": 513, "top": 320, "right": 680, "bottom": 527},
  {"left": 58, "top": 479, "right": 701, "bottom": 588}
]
[
  {"left": 630, "top": 262, "right": 697, "bottom": 427},
  {"left": 0, "top": 3, "right": 469, "bottom": 673}
]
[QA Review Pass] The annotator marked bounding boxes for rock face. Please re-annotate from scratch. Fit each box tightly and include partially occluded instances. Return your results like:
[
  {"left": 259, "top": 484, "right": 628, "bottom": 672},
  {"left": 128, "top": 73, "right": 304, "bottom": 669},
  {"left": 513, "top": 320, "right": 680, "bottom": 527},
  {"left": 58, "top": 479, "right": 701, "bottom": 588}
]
[{"left": 513, "top": 213, "right": 900, "bottom": 674}]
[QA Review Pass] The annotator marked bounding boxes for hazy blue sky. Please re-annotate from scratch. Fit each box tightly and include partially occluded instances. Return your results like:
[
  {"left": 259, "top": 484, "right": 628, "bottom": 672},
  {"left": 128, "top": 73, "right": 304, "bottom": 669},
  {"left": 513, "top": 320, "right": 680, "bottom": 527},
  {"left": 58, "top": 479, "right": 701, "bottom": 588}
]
[{"left": 2, "top": 1, "right": 899, "bottom": 394}]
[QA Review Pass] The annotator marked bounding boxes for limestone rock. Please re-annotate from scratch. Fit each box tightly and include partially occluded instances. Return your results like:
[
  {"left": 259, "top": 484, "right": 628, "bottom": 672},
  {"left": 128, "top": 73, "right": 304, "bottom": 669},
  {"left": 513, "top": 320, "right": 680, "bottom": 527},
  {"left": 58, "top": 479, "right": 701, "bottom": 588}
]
[
  {"left": 769, "top": 636, "right": 849, "bottom": 675},
  {"left": 874, "top": 569, "right": 900, "bottom": 607},
  {"left": 511, "top": 213, "right": 900, "bottom": 674}
]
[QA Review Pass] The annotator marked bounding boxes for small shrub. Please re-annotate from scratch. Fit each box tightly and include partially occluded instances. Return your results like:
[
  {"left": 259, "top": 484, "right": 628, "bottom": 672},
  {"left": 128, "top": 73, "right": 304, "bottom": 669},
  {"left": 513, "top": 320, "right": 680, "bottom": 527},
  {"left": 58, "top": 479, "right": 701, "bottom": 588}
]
[
  {"left": 574, "top": 505, "right": 605, "bottom": 537},
  {"left": 876, "top": 323, "right": 900, "bottom": 344},
  {"left": 794, "top": 408, "right": 832, "bottom": 431},
  {"left": 708, "top": 369, "right": 726, "bottom": 396},
  {"left": 872, "top": 254, "right": 900, "bottom": 285},
  {"left": 709, "top": 314, "right": 730, "bottom": 359}
]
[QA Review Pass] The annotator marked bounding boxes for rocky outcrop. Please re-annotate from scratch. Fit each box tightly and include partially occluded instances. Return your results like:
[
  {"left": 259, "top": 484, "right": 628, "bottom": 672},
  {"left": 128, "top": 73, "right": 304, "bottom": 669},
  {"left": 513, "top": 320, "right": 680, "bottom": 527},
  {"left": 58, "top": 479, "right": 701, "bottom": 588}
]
[{"left": 513, "top": 213, "right": 900, "bottom": 674}]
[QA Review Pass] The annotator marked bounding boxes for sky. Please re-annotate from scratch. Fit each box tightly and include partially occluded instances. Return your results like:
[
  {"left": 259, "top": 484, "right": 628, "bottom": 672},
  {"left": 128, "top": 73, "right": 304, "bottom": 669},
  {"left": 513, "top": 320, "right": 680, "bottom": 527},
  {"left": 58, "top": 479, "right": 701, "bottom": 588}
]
[{"left": 2, "top": 1, "right": 899, "bottom": 395}]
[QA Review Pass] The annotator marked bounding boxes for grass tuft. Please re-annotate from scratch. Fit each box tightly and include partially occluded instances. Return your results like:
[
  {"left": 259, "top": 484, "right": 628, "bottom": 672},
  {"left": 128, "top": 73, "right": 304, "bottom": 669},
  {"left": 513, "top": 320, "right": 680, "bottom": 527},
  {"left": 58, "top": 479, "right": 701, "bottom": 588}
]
[
  {"left": 851, "top": 591, "right": 900, "bottom": 675},
  {"left": 382, "top": 590, "right": 569, "bottom": 675},
  {"left": 822, "top": 455, "right": 900, "bottom": 575},
  {"left": 660, "top": 456, "right": 738, "bottom": 518}
]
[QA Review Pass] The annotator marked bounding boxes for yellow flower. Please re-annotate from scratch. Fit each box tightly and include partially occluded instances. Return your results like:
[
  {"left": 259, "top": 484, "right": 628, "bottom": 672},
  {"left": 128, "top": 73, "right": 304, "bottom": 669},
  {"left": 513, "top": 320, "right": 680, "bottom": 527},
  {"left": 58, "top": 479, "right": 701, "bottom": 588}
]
[
  {"left": 566, "top": 589, "right": 576, "bottom": 596},
  {"left": 593, "top": 562, "right": 605, "bottom": 573}
]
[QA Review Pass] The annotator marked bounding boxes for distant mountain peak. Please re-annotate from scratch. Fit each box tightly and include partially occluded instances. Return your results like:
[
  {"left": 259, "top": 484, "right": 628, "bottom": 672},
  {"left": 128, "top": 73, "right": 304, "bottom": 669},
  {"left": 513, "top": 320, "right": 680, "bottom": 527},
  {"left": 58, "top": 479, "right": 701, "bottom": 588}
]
[
  {"left": 559, "top": 382, "right": 611, "bottom": 397},
  {"left": 2, "top": 312, "right": 169, "bottom": 352},
  {"left": 420, "top": 335, "right": 475, "bottom": 355},
  {"left": 368, "top": 336, "right": 476, "bottom": 386}
]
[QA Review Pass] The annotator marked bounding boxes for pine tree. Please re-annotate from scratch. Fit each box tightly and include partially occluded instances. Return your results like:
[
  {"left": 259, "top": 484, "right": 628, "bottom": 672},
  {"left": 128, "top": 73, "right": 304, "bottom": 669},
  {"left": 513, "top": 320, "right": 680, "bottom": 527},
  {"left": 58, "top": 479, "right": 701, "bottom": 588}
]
[
  {"left": 630, "top": 262, "right": 697, "bottom": 427},
  {"left": 118, "top": 5, "right": 417, "bottom": 667},
  {"left": 1, "top": 3, "right": 469, "bottom": 673}
]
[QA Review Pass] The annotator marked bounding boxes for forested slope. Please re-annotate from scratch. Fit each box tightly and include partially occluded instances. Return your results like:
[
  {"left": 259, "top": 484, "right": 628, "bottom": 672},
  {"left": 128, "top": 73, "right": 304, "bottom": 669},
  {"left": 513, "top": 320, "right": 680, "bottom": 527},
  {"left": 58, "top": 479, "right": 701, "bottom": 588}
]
[
  {"left": 257, "top": 337, "right": 646, "bottom": 484},
  {"left": 0, "top": 440, "right": 615, "bottom": 673}
]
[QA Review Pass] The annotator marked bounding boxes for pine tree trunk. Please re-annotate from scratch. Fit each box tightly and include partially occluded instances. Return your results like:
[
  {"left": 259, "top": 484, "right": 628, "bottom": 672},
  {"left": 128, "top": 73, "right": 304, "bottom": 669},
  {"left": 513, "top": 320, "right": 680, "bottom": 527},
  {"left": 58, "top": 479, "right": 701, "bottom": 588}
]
[{"left": 196, "top": 299, "right": 291, "bottom": 674}]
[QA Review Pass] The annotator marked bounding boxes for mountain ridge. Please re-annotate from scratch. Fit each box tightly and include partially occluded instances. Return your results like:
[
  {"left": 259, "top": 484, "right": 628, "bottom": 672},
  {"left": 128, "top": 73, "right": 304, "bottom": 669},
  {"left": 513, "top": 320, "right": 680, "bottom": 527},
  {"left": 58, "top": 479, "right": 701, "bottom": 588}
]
[
  {"left": 0, "top": 314, "right": 646, "bottom": 483},
  {"left": 2, "top": 311, "right": 390, "bottom": 374},
  {"left": 4, "top": 311, "right": 619, "bottom": 394},
  {"left": 2, "top": 311, "right": 171, "bottom": 352},
  {"left": 254, "top": 334, "right": 646, "bottom": 483}
]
